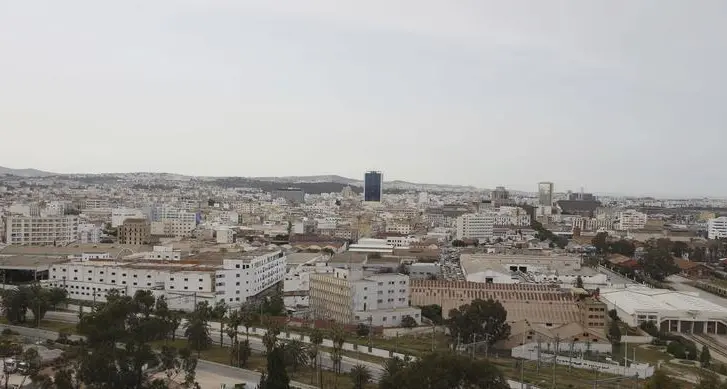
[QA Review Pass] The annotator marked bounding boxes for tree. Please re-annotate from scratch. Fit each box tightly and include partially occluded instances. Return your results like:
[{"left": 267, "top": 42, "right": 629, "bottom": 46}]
[
  {"left": 48, "top": 287, "right": 69, "bottom": 310},
  {"left": 308, "top": 327, "right": 324, "bottom": 381},
  {"left": 447, "top": 298, "right": 510, "bottom": 347},
  {"left": 701, "top": 345, "right": 712, "bottom": 368},
  {"left": 645, "top": 369, "right": 681, "bottom": 389},
  {"left": 0, "top": 287, "right": 30, "bottom": 324},
  {"left": 282, "top": 340, "right": 309, "bottom": 372},
  {"left": 607, "top": 321, "right": 622, "bottom": 345},
  {"left": 349, "top": 364, "right": 372, "bottom": 389},
  {"left": 591, "top": 232, "right": 609, "bottom": 254},
  {"left": 75, "top": 289, "right": 200, "bottom": 389},
  {"left": 233, "top": 340, "right": 252, "bottom": 368},
  {"left": 241, "top": 308, "right": 257, "bottom": 341},
  {"left": 185, "top": 302, "right": 212, "bottom": 357},
  {"left": 356, "top": 323, "right": 370, "bottom": 337},
  {"left": 330, "top": 324, "right": 346, "bottom": 388},
  {"left": 609, "top": 240, "right": 636, "bottom": 257},
  {"left": 575, "top": 275, "right": 584, "bottom": 289},
  {"left": 608, "top": 309, "right": 620, "bottom": 322},
  {"left": 379, "top": 352, "right": 509, "bottom": 389},
  {"left": 261, "top": 293, "right": 285, "bottom": 317},
  {"left": 17, "top": 347, "right": 42, "bottom": 388},
  {"left": 260, "top": 346, "right": 290, "bottom": 389},
  {"left": 420, "top": 305, "right": 443, "bottom": 325},
  {"left": 451, "top": 240, "right": 466, "bottom": 247},
  {"left": 641, "top": 243, "right": 681, "bottom": 281},
  {"left": 400, "top": 316, "right": 417, "bottom": 328}
]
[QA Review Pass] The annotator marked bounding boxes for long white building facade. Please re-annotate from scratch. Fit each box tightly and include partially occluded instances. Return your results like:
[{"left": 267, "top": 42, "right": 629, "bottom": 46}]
[{"left": 46, "top": 249, "right": 287, "bottom": 310}]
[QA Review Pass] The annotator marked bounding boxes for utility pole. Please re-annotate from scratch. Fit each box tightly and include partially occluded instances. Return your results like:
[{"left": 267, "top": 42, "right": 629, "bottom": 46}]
[
  {"left": 552, "top": 335, "right": 561, "bottom": 389},
  {"left": 368, "top": 316, "right": 373, "bottom": 350},
  {"left": 520, "top": 333, "right": 526, "bottom": 389},
  {"left": 569, "top": 340, "right": 575, "bottom": 372},
  {"left": 536, "top": 336, "right": 542, "bottom": 372},
  {"left": 431, "top": 323, "right": 435, "bottom": 352}
]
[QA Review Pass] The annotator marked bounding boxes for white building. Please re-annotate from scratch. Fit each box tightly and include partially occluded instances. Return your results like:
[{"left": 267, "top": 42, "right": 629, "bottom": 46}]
[
  {"left": 46, "top": 249, "right": 287, "bottom": 310},
  {"left": 599, "top": 287, "right": 727, "bottom": 333},
  {"left": 284, "top": 263, "right": 335, "bottom": 308},
  {"left": 5, "top": 215, "right": 79, "bottom": 245},
  {"left": 455, "top": 212, "right": 495, "bottom": 243},
  {"left": 708, "top": 217, "right": 727, "bottom": 240},
  {"left": 216, "top": 227, "right": 236, "bottom": 244},
  {"left": 111, "top": 208, "right": 146, "bottom": 228},
  {"left": 616, "top": 210, "right": 647, "bottom": 231},
  {"left": 143, "top": 246, "right": 182, "bottom": 261},
  {"left": 77, "top": 223, "right": 101, "bottom": 244},
  {"left": 385, "top": 235, "right": 418, "bottom": 248},
  {"left": 310, "top": 268, "right": 421, "bottom": 327},
  {"left": 348, "top": 238, "right": 394, "bottom": 254}
]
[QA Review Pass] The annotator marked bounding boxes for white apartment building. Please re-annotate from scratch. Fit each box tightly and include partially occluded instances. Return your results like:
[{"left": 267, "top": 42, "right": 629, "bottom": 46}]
[
  {"left": 616, "top": 210, "right": 648, "bottom": 231},
  {"left": 309, "top": 268, "right": 421, "bottom": 327},
  {"left": 455, "top": 212, "right": 495, "bottom": 243},
  {"left": 111, "top": 208, "right": 146, "bottom": 228},
  {"left": 493, "top": 207, "right": 531, "bottom": 227},
  {"left": 708, "top": 217, "right": 727, "bottom": 240},
  {"left": 77, "top": 223, "right": 101, "bottom": 244},
  {"left": 216, "top": 227, "right": 236, "bottom": 244},
  {"left": 43, "top": 201, "right": 67, "bottom": 217},
  {"left": 5, "top": 215, "right": 79, "bottom": 245},
  {"left": 385, "top": 235, "right": 418, "bottom": 248},
  {"left": 84, "top": 198, "right": 109, "bottom": 209},
  {"left": 284, "top": 263, "right": 336, "bottom": 308},
  {"left": 46, "top": 249, "right": 287, "bottom": 310}
]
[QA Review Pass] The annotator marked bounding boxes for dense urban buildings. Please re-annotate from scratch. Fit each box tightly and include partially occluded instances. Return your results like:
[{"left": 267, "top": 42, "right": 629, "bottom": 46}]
[{"left": 272, "top": 187, "right": 305, "bottom": 204}]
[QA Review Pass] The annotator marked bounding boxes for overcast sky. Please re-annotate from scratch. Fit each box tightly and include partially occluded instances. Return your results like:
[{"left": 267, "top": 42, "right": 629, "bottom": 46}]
[{"left": 1, "top": 1, "right": 725, "bottom": 197}]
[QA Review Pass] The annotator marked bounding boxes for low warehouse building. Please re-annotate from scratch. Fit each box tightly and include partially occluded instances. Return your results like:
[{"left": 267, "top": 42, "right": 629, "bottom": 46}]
[{"left": 599, "top": 287, "right": 727, "bottom": 334}]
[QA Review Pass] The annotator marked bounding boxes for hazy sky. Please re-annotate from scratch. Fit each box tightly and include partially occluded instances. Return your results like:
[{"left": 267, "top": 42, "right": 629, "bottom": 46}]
[{"left": 1, "top": 1, "right": 725, "bottom": 196}]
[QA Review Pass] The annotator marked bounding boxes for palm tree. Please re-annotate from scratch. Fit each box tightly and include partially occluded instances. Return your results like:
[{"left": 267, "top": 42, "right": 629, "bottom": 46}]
[
  {"left": 263, "top": 321, "right": 281, "bottom": 353},
  {"left": 349, "top": 364, "right": 372, "bottom": 389},
  {"left": 226, "top": 309, "right": 243, "bottom": 365},
  {"left": 241, "top": 308, "right": 256, "bottom": 341},
  {"left": 283, "top": 340, "right": 309, "bottom": 372},
  {"left": 309, "top": 327, "right": 324, "bottom": 379},
  {"left": 330, "top": 325, "right": 346, "bottom": 388}
]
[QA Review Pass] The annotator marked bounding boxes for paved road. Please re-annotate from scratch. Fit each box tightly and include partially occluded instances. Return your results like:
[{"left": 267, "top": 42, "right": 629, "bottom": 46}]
[{"left": 44, "top": 311, "right": 384, "bottom": 380}]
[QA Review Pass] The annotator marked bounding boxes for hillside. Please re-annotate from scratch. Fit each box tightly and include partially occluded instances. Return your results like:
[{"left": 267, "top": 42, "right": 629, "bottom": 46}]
[{"left": 0, "top": 166, "right": 56, "bottom": 177}]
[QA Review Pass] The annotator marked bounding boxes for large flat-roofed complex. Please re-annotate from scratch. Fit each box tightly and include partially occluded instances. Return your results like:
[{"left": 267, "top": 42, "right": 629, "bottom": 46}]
[
  {"left": 599, "top": 287, "right": 727, "bottom": 334},
  {"left": 708, "top": 216, "right": 727, "bottom": 240},
  {"left": 410, "top": 280, "right": 588, "bottom": 327},
  {"left": 460, "top": 254, "right": 581, "bottom": 274},
  {"left": 4, "top": 215, "right": 79, "bottom": 246},
  {"left": 46, "top": 248, "right": 287, "bottom": 310}
]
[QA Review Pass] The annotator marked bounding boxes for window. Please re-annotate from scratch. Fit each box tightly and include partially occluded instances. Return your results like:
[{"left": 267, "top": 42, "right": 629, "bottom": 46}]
[
  {"left": 198, "top": 278, "right": 203, "bottom": 282},
  {"left": 74, "top": 269, "right": 78, "bottom": 272},
  {"left": 170, "top": 277, "right": 175, "bottom": 281}
]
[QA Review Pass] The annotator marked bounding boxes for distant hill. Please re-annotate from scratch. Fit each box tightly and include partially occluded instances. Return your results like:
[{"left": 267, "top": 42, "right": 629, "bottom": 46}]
[
  {"left": 251, "top": 175, "right": 477, "bottom": 191},
  {"left": 0, "top": 166, "right": 56, "bottom": 177}
]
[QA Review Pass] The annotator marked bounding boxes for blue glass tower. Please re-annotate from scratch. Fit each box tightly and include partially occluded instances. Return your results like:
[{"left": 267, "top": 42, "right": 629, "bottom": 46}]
[{"left": 364, "top": 171, "right": 382, "bottom": 202}]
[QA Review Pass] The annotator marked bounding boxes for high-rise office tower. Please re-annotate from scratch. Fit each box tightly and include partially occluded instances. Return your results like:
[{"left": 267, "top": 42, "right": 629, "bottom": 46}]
[
  {"left": 538, "top": 182, "right": 554, "bottom": 206},
  {"left": 364, "top": 171, "right": 383, "bottom": 202}
]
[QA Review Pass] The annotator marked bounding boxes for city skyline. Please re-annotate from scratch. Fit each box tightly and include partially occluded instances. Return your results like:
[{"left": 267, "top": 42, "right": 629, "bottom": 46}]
[{"left": 1, "top": 1, "right": 725, "bottom": 197}]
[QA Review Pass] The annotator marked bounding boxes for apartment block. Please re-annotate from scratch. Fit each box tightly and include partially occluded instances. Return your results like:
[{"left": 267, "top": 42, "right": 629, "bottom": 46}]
[
  {"left": 455, "top": 212, "right": 495, "bottom": 242},
  {"left": 309, "top": 269, "right": 421, "bottom": 327},
  {"left": 5, "top": 215, "right": 79, "bottom": 245},
  {"left": 708, "top": 217, "right": 727, "bottom": 240},
  {"left": 616, "top": 210, "right": 647, "bottom": 231}
]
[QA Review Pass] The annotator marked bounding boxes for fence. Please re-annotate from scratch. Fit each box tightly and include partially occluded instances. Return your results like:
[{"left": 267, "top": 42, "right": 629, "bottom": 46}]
[
  {"left": 621, "top": 335, "right": 654, "bottom": 344},
  {"left": 511, "top": 343, "right": 654, "bottom": 378}
]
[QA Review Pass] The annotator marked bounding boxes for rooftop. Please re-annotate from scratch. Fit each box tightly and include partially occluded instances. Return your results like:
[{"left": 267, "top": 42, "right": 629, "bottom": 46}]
[
  {"left": 600, "top": 287, "right": 727, "bottom": 315},
  {"left": 0, "top": 244, "right": 152, "bottom": 258}
]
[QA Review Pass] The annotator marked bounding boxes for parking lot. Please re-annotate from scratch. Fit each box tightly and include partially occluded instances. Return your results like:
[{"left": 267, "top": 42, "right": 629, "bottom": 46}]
[{"left": 441, "top": 248, "right": 465, "bottom": 281}]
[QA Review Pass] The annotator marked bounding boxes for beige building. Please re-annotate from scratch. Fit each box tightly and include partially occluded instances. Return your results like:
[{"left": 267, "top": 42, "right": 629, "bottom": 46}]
[
  {"left": 118, "top": 218, "right": 151, "bottom": 245},
  {"left": 310, "top": 268, "right": 421, "bottom": 327},
  {"left": 4, "top": 215, "right": 79, "bottom": 246}
]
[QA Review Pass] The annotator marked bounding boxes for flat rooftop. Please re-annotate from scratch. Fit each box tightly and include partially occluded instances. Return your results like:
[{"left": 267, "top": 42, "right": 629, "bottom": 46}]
[
  {"left": 600, "top": 287, "right": 727, "bottom": 316},
  {"left": 328, "top": 252, "right": 367, "bottom": 265},
  {"left": 0, "top": 244, "right": 152, "bottom": 257},
  {"left": 0, "top": 256, "right": 68, "bottom": 269},
  {"left": 286, "top": 253, "right": 323, "bottom": 265}
]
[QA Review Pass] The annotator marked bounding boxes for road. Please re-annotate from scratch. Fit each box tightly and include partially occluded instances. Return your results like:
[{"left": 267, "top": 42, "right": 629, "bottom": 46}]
[{"left": 44, "top": 311, "right": 384, "bottom": 380}]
